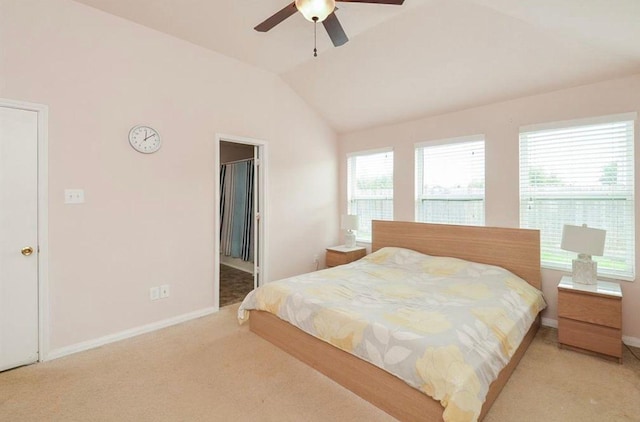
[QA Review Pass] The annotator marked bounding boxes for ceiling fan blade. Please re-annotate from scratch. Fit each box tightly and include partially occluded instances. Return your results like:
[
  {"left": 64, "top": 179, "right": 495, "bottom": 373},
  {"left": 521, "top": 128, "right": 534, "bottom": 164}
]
[
  {"left": 337, "top": 0, "right": 404, "bottom": 4},
  {"left": 322, "top": 13, "right": 349, "bottom": 47},
  {"left": 254, "top": 2, "right": 298, "bottom": 32}
]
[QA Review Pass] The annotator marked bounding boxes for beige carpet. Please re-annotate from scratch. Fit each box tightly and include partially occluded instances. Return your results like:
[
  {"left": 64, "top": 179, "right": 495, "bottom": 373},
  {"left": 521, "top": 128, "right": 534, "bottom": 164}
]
[{"left": 1, "top": 305, "right": 639, "bottom": 421}]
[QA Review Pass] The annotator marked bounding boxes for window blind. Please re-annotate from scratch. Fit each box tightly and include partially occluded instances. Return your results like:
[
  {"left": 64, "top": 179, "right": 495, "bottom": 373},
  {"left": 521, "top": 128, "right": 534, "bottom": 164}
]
[
  {"left": 415, "top": 138, "right": 485, "bottom": 226},
  {"left": 347, "top": 149, "right": 394, "bottom": 242},
  {"left": 519, "top": 117, "right": 635, "bottom": 279}
]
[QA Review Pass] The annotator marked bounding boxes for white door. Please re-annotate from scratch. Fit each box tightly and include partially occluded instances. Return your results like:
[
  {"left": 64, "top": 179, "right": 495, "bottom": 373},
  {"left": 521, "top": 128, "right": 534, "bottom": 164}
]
[
  {"left": 253, "top": 145, "right": 261, "bottom": 289},
  {"left": 0, "top": 105, "right": 39, "bottom": 371}
]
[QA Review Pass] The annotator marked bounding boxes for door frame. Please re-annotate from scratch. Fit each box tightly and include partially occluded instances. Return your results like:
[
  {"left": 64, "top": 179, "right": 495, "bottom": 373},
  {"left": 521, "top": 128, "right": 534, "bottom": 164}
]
[
  {"left": 0, "top": 98, "right": 49, "bottom": 362},
  {"left": 214, "top": 133, "right": 267, "bottom": 310}
]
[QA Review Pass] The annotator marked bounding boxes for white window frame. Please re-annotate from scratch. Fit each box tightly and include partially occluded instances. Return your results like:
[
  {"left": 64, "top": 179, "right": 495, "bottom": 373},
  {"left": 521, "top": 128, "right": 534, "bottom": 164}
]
[
  {"left": 519, "top": 112, "right": 636, "bottom": 281},
  {"left": 347, "top": 148, "right": 394, "bottom": 243},
  {"left": 415, "top": 135, "right": 485, "bottom": 226}
]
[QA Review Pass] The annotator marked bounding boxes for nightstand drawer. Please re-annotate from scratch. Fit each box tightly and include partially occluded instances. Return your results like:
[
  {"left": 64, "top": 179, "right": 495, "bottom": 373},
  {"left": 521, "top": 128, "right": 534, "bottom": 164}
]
[
  {"left": 558, "top": 317, "right": 622, "bottom": 358},
  {"left": 557, "top": 290, "right": 621, "bottom": 329},
  {"left": 326, "top": 251, "right": 346, "bottom": 267}
]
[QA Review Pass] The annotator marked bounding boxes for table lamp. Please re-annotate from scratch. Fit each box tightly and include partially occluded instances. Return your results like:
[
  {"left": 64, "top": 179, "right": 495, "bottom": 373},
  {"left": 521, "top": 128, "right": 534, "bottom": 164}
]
[
  {"left": 560, "top": 224, "right": 606, "bottom": 285},
  {"left": 341, "top": 214, "right": 359, "bottom": 248}
]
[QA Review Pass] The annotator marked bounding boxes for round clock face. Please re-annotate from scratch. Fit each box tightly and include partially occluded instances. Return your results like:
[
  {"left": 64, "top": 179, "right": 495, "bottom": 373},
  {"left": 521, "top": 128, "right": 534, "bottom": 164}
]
[{"left": 128, "top": 125, "right": 161, "bottom": 154}]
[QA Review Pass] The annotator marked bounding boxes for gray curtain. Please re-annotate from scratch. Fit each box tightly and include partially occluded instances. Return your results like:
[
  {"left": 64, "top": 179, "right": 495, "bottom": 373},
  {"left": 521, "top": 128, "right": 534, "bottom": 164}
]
[{"left": 220, "top": 159, "right": 254, "bottom": 262}]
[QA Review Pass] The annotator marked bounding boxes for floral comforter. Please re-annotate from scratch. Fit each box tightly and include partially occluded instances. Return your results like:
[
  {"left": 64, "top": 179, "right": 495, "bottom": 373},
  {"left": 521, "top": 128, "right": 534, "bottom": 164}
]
[{"left": 238, "top": 247, "right": 546, "bottom": 422}]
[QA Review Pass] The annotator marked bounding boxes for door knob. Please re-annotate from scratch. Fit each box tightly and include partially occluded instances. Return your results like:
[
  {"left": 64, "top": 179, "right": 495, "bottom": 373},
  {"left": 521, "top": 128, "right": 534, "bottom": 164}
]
[{"left": 21, "top": 246, "right": 34, "bottom": 256}]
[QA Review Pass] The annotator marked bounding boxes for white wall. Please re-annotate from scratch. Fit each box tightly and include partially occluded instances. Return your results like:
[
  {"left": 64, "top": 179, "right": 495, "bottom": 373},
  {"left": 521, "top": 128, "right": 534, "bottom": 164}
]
[
  {"left": 0, "top": 0, "right": 339, "bottom": 352},
  {"left": 339, "top": 74, "right": 640, "bottom": 342}
]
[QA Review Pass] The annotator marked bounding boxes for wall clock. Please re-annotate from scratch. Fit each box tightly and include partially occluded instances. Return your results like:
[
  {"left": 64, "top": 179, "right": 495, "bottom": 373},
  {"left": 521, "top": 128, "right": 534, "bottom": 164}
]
[{"left": 128, "top": 125, "right": 161, "bottom": 154}]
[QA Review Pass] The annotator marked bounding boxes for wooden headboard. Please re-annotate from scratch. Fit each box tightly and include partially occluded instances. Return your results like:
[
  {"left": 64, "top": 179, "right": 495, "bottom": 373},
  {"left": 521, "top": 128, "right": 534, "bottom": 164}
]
[{"left": 372, "top": 221, "right": 541, "bottom": 290}]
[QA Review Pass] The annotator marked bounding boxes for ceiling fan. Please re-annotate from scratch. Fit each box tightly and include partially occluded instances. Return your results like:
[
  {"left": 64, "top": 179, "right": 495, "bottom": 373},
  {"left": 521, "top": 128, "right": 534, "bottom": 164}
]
[{"left": 255, "top": 0, "right": 405, "bottom": 56}]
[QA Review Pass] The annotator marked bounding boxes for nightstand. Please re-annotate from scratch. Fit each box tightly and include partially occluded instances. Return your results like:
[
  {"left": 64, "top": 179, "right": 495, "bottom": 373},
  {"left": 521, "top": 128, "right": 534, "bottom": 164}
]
[
  {"left": 325, "top": 245, "right": 366, "bottom": 268},
  {"left": 557, "top": 276, "right": 622, "bottom": 363}
]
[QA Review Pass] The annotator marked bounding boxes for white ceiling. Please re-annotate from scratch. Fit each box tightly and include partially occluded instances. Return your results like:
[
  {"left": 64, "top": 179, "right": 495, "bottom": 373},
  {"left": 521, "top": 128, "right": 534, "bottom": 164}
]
[{"left": 73, "top": 0, "right": 640, "bottom": 133}]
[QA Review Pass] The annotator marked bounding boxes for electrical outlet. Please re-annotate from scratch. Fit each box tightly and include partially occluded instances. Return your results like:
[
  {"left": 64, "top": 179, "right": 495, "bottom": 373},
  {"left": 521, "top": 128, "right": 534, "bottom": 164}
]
[
  {"left": 160, "top": 284, "right": 170, "bottom": 299},
  {"left": 149, "top": 286, "right": 160, "bottom": 301},
  {"left": 313, "top": 254, "right": 319, "bottom": 264},
  {"left": 64, "top": 189, "right": 85, "bottom": 204}
]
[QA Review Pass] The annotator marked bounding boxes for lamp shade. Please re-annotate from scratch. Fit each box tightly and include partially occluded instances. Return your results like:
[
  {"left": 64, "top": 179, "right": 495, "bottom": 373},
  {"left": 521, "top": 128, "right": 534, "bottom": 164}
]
[
  {"left": 561, "top": 224, "right": 606, "bottom": 256},
  {"left": 341, "top": 214, "right": 359, "bottom": 231},
  {"left": 295, "top": 0, "right": 336, "bottom": 22}
]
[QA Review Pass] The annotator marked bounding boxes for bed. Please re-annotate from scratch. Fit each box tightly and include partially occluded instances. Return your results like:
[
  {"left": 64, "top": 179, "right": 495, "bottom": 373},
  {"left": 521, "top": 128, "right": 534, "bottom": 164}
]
[{"left": 238, "top": 221, "right": 545, "bottom": 421}]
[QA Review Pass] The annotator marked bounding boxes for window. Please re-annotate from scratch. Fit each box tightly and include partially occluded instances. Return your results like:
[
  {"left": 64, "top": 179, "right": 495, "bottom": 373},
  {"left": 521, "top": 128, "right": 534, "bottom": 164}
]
[
  {"left": 520, "top": 114, "right": 635, "bottom": 280},
  {"left": 415, "top": 137, "right": 485, "bottom": 226},
  {"left": 347, "top": 149, "right": 393, "bottom": 242}
]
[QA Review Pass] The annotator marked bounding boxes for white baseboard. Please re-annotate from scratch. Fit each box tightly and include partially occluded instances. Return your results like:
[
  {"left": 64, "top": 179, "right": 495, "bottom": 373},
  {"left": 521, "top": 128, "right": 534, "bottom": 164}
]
[
  {"left": 44, "top": 307, "right": 217, "bottom": 361},
  {"left": 541, "top": 317, "right": 640, "bottom": 348},
  {"left": 220, "top": 256, "right": 254, "bottom": 274},
  {"left": 541, "top": 317, "right": 558, "bottom": 328},
  {"left": 41, "top": 308, "right": 640, "bottom": 362},
  {"left": 623, "top": 335, "right": 640, "bottom": 348}
]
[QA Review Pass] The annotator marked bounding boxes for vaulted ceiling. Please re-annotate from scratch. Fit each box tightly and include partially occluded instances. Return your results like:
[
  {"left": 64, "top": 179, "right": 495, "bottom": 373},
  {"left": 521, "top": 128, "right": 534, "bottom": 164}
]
[{"left": 73, "top": 0, "right": 640, "bottom": 133}]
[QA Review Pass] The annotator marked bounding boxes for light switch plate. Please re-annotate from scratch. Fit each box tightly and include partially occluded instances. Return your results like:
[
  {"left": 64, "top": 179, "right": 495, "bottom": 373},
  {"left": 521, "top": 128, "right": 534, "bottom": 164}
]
[
  {"left": 150, "top": 286, "right": 160, "bottom": 301},
  {"left": 64, "top": 189, "right": 85, "bottom": 204}
]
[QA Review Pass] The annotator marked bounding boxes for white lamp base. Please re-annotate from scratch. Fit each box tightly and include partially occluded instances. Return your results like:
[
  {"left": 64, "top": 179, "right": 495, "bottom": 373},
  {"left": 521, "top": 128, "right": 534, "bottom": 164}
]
[
  {"left": 344, "top": 230, "right": 356, "bottom": 248},
  {"left": 572, "top": 254, "right": 597, "bottom": 285}
]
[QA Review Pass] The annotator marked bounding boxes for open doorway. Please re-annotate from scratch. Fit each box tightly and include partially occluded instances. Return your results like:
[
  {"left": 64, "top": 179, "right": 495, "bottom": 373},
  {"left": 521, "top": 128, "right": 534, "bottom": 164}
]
[{"left": 215, "top": 134, "right": 266, "bottom": 309}]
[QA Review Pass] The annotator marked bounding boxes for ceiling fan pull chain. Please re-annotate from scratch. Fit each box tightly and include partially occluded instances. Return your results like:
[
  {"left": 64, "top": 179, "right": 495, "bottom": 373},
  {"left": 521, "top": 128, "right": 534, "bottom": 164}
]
[{"left": 313, "top": 17, "right": 318, "bottom": 57}]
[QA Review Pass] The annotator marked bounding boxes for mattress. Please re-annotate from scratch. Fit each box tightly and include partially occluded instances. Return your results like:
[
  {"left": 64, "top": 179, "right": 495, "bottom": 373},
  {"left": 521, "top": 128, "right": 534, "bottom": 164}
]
[{"left": 238, "top": 247, "right": 546, "bottom": 422}]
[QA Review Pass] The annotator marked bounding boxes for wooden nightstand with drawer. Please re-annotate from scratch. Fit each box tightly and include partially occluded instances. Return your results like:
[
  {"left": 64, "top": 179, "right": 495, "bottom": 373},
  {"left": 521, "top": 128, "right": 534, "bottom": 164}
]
[
  {"left": 557, "top": 276, "right": 623, "bottom": 363},
  {"left": 325, "top": 246, "right": 366, "bottom": 268}
]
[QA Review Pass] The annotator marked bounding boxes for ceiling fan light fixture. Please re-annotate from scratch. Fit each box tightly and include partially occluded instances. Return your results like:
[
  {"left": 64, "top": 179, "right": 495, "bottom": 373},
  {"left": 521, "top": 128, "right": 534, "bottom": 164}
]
[{"left": 295, "top": 0, "right": 336, "bottom": 23}]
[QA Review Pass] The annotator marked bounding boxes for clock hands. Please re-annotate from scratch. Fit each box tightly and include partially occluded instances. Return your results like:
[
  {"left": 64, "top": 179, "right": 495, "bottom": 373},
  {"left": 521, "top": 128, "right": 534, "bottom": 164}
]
[{"left": 144, "top": 133, "right": 156, "bottom": 141}]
